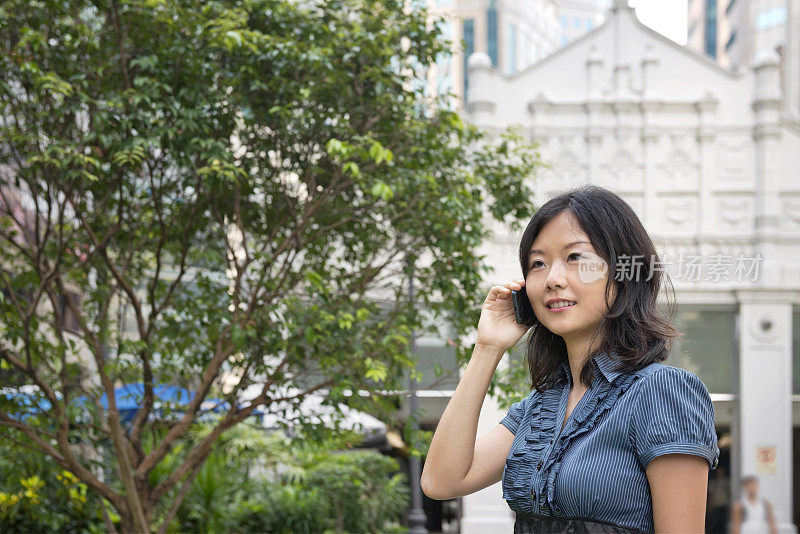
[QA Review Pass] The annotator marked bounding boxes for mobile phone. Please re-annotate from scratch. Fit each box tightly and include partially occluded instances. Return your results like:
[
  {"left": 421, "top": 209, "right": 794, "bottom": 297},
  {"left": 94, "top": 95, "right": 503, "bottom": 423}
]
[{"left": 511, "top": 287, "right": 536, "bottom": 326}]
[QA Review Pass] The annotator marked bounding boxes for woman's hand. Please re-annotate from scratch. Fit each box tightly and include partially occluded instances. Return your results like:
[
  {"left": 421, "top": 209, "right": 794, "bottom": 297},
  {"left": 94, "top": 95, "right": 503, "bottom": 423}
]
[{"left": 475, "top": 278, "right": 532, "bottom": 352}]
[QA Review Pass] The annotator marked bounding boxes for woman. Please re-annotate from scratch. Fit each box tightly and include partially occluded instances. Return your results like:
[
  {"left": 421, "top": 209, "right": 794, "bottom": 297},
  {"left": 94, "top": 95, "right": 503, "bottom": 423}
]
[
  {"left": 421, "top": 186, "right": 719, "bottom": 533},
  {"left": 731, "top": 476, "right": 778, "bottom": 534}
]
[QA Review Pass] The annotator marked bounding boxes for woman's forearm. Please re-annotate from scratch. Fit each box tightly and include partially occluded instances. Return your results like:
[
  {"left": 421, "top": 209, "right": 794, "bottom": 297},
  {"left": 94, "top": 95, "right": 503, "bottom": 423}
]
[{"left": 420, "top": 342, "right": 505, "bottom": 498}]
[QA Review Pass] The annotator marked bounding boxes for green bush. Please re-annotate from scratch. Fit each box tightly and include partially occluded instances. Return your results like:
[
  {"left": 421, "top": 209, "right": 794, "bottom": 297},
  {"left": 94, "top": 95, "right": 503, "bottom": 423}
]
[
  {"left": 230, "top": 449, "right": 410, "bottom": 534},
  {"left": 231, "top": 485, "right": 329, "bottom": 534},
  {"left": 308, "top": 451, "right": 410, "bottom": 533},
  {"left": 0, "top": 441, "right": 114, "bottom": 533},
  {"left": 133, "top": 422, "right": 411, "bottom": 533},
  {"left": 174, "top": 448, "right": 250, "bottom": 533}
]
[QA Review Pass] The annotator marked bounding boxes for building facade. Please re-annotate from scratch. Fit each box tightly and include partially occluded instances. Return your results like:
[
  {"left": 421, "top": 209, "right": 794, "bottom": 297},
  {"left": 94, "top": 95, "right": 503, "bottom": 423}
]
[
  {"left": 453, "top": 0, "right": 800, "bottom": 531},
  {"left": 557, "top": 0, "right": 610, "bottom": 46},
  {"left": 687, "top": 0, "right": 800, "bottom": 122},
  {"left": 421, "top": 0, "right": 608, "bottom": 109}
]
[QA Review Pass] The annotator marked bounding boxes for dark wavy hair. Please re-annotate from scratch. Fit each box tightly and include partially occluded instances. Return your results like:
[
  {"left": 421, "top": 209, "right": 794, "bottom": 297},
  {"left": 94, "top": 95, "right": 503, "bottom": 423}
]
[{"left": 518, "top": 185, "right": 681, "bottom": 391}]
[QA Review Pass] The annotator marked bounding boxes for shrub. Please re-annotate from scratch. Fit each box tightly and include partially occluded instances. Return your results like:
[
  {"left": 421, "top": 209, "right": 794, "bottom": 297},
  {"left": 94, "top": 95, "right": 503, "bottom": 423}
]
[
  {"left": 230, "top": 449, "right": 410, "bottom": 534},
  {"left": 0, "top": 442, "right": 114, "bottom": 533}
]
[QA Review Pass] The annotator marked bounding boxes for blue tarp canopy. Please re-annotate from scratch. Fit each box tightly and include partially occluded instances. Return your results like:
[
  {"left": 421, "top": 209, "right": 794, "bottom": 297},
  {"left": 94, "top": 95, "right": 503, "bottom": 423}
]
[
  {"left": 97, "top": 383, "right": 193, "bottom": 412},
  {"left": 0, "top": 389, "right": 53, "bottom": 421},
  {"left": 2, "top": 383, "right": 265, "bottom": 425},
  {"left": 81, "top": 383, "right": 228, "bottom": 424},
  {"left": 79, "top": 383, "right": 264, "bottom": 424}
]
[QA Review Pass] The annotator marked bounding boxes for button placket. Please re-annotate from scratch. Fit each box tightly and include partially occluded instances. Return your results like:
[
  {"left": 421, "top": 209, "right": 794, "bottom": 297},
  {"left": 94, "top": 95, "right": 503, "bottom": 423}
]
[
  {"left": 538, "top": 384, "right": 570, "bottom": 469},
  {"left": 540, "top": 377, "right": 604, "bottom": 512}
]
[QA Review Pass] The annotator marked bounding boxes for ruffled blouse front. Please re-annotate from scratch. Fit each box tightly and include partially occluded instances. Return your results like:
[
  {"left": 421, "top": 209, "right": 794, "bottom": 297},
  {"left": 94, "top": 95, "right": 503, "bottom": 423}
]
[{"left": 500, "top": 351, "right": 720, "bottom": 533}]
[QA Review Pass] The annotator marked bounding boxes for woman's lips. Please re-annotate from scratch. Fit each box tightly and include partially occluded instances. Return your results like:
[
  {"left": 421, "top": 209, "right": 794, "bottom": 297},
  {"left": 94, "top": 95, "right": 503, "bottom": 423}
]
[{"left": 547, "top": 302, "right": 577, "bottom": 312}]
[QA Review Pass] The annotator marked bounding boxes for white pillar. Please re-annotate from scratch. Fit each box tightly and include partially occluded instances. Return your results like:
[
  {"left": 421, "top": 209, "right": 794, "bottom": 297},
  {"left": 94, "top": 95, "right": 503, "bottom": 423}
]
[
  {"left": 753, "top": 50, "right": 783, "bottom": 288},
  {"left": 585, "top": 46, "right": 603, "bottom": 185},
  {"left": 736, "top": 289, "right": 796, "bottom": 534},
  {"left": 466, "top": 52, "right": 497, "bottom": 128},
  {"left": 785, "top": 0, "right": 800, "bottom": 123}
]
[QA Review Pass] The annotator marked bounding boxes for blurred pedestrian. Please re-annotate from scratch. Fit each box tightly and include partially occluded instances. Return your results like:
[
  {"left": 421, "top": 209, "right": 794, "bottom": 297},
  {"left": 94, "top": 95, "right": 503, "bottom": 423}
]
[{"left": 730, "top": 476, "right": 778, "bottom": 534}]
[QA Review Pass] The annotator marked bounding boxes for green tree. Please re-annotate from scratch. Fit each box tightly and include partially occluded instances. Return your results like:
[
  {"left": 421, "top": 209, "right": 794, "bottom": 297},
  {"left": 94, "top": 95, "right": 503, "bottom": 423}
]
[{"left": 0, "top": 0, "right": 541, "bottom": 530}]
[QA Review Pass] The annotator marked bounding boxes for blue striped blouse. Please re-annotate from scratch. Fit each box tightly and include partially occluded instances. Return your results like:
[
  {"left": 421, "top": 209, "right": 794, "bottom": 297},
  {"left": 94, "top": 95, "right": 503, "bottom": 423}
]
[{"left": 500, "top": 350, "right": 720, "bottom": 533}]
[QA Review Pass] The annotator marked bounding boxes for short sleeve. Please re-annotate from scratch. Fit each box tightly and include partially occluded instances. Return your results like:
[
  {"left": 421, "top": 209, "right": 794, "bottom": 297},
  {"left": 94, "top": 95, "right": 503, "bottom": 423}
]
[
  {"left": 630, "top": 366, "right": 720, "bottom": 470},
  {"left": 500, "top": 391, "right": 534, "bottom": 435}
]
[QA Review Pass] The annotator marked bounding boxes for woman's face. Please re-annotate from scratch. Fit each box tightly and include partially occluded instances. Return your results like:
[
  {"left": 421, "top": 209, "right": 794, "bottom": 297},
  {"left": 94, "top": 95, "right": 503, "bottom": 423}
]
[{"left": 525, "top": 211, "right": 616, "bottom": 341}]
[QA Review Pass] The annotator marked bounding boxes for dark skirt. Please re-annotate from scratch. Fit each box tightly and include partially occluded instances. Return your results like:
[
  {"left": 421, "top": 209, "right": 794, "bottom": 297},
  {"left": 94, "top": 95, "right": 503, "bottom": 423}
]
[{"left": 514, "top": 510, "right": 648, "bottom": 534}]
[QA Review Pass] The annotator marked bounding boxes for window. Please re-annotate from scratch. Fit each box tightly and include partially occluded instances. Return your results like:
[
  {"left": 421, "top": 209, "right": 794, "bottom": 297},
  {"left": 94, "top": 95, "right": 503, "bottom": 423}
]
[
  {"left": 725, "top": 0, "right": 737, "bottom": 16},
  {"left": 561, "top": 35, "right": 568, "bottom": 46},
  {"left": 462, "top": 18, "right": 474, "bottom": 95},
  {"left": 725, "top": 30, "right": 737, "bottom": 51},
  {"left": 508, "top": 24, "right": 517, "bottom": 75},
  {"left": 704, "top": 0, "right": 717, "bottom": 58},
  {"left": 666, "top": 306, "right": 738, "bottom": 394},
  {"left": 756, "top": 6, "right": 787, "bottom": 30},
  {"left": 587, "top": 18, "right": 594, "bottom": 30},
  {"left": 487, "top": 0, "right": 498, "bottom": 66},
  {"left": 561, "top": 15, "right": 568, "bottom": 27},
  {"left": 573, "top": 17, "right": 580, "bottom": 29}
]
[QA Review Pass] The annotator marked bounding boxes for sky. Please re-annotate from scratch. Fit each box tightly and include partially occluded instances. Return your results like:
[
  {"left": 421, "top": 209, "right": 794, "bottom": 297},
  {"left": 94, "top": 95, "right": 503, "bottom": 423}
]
[{"left": 627, "top": 0, "right": 689, "bottom": 46}]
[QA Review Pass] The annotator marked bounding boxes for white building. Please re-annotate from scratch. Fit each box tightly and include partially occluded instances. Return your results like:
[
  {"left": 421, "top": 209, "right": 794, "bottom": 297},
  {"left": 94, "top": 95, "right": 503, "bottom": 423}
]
[{"left": 453, "top": 0, "right": 800, "bottom": 531}]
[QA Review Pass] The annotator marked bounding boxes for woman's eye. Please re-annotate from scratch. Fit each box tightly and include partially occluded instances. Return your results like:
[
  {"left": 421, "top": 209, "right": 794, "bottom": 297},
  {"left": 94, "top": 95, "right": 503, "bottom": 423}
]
[{"left": 531, "top": 254, "right": 580, "bottom": 268}]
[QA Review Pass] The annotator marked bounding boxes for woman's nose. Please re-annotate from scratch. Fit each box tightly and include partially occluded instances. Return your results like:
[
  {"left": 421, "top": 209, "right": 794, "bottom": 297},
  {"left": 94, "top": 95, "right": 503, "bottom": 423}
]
[{"left": 545, "top": 262, "right": 567, "bottom": 290}]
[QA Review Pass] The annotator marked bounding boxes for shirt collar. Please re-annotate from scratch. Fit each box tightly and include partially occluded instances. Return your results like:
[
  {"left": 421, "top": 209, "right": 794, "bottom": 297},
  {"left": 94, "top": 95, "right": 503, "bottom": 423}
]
[
  {"left": 593, "top": 349, "right": 625, "bottom": 383},
  {"left": 555, "top": 349, "right": 624, "bottom": 387}
]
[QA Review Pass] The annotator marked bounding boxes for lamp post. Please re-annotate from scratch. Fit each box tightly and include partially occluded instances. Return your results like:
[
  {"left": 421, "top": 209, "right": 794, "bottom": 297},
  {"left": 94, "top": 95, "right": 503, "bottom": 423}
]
[{"left": 407, "top": 271, "right": 428, "bottom": 533}]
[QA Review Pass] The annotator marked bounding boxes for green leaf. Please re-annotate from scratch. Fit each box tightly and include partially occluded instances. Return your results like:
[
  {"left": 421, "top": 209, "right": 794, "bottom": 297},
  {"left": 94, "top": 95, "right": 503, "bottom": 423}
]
[
  {"left": 364, "top": 359, "right": 388, "bottom": 382},
  {"left": 325, "top": 139, "right": 342, "bottom": 156},
  {"left": 368, "top": 142, "right": 382, "bottom": 162},
  {"left": 342, "top": 161, "right": 360, "bottom": 177},
  {"left": 369, "top": 181, "right": 393, "bottom": 201},
  {"left": 305, "top": 270, "right": 324, "bottom": 290},
  {"left": 337, "top": 312, "right": 353, "bottom": 330},
  {"left": 225, "top": 30, "right": 243, "bottom": 48}
]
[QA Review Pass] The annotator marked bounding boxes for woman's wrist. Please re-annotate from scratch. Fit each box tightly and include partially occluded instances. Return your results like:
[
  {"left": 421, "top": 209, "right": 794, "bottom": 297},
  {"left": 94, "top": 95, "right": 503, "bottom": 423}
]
[{"left": 473, "top": 342, "right": 506, "bottom": 361}]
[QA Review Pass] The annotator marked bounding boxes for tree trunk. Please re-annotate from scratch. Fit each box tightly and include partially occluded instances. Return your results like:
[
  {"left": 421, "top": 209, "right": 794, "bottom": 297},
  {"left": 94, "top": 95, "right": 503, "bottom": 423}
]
[{"left": 117, "top": 496, "right": 152, "bottom": 533}]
